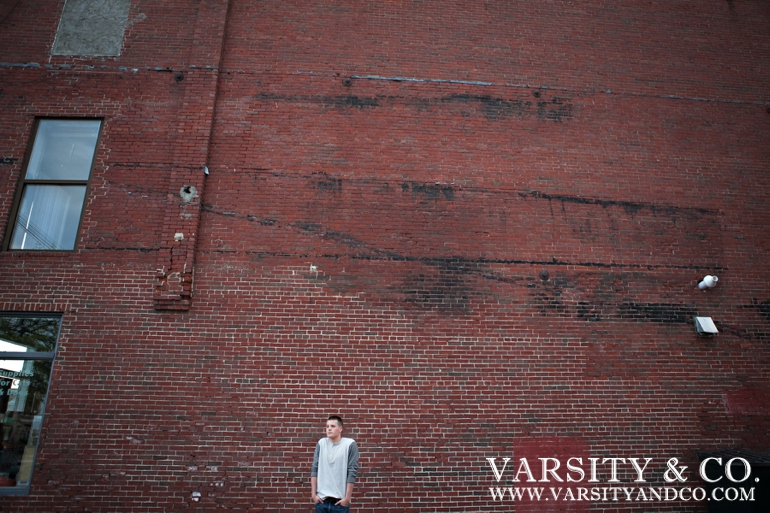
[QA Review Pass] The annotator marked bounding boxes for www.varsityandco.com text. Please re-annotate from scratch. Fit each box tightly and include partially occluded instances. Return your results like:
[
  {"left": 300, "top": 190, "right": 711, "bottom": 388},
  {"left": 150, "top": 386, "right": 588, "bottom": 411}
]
[{"left": 486, "top": 456, "right": 758, "bottom": 503}]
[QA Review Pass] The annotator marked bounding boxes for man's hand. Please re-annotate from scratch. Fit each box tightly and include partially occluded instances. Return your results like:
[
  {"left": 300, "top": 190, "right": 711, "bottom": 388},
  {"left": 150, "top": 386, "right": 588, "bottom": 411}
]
[
  {"left": 335, "top": 497, "right": 351, "bottom": 507},
  {"left": 311, "top": 494, "right": 322, "bottom": 504}
]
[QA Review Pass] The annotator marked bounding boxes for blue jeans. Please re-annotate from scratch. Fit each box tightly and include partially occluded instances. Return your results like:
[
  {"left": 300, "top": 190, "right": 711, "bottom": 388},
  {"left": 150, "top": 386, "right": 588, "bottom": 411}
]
[{"left": 315, "top": 501, "right": 349, "bottom": 513}]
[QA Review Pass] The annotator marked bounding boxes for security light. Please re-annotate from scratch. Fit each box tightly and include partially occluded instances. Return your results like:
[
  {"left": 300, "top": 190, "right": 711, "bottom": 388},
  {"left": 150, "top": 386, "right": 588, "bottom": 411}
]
[{"left": 698, "top": 275, "right": 718, "bottom": 290}]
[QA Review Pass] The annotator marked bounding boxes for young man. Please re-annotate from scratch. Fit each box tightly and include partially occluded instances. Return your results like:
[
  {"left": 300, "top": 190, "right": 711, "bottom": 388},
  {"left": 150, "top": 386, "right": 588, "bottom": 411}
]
[{"left": 310, "top": 415, "right": 359, "bottom": 512}]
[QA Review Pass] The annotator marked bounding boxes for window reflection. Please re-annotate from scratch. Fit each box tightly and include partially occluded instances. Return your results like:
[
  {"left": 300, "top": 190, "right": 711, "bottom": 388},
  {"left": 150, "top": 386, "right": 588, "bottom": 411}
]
[
  {"left": 1, "top": 362, "right": 49, "bottom": 487},
  {"left": 7, "top": 119, "right": 100, "bottom": 251},
  {"left": 0, "top": 316, "right": 59, "bottom": 493}
]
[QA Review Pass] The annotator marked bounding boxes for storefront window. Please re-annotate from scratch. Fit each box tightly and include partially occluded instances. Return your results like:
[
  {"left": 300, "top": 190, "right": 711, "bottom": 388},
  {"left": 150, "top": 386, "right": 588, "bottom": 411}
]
[{"left": 0, "top": 315, "right": 59, "bottom": 495}]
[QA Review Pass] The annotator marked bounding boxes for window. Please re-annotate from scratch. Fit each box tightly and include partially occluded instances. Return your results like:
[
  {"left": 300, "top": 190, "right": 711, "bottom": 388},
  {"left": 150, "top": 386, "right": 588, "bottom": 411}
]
[
  {"left": 0, "top": 314, "right": 60, "bottom": 496},
  {"left": 5, "top": 119, "right": 101, "bottom": 251}
]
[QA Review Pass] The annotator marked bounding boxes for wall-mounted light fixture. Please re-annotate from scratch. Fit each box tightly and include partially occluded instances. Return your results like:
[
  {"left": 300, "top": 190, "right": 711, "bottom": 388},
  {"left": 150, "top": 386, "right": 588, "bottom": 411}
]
[{"left": 698, "top": 275, "right": 718, "bottom": 290}]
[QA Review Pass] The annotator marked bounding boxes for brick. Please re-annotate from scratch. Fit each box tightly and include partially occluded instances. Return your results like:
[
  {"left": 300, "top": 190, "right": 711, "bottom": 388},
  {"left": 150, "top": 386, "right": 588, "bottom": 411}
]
[{"left": 0, "top": 1, "right": 769, "bottom": 512}]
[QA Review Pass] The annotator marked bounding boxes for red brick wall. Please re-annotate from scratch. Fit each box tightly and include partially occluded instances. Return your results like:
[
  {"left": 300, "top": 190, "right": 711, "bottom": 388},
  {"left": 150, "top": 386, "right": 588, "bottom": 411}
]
[{"left": 1, "top": 1, "right": 769, "bottom": 511}]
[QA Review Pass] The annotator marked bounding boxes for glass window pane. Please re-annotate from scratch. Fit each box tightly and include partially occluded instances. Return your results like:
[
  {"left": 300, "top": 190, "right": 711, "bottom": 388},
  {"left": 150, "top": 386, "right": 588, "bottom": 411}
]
[
  {"left": 9, "top": 185, "right": 87, "bottom": 250},
  {"left": 0, "top": 317, "right": 60, "bottom": 353},
  {"left": 25, "top": 120, "right": 100, "bottom": 181},
  {"left": 0, "top": 316, "right": 58, "bottom": 493},
  {"left": 0, "top": 360, "right": 51, "bottom": 490}
]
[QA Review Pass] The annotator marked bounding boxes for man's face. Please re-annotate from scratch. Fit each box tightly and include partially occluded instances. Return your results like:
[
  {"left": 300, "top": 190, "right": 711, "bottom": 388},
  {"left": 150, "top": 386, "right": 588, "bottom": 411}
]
[{"left": 326, "top": 419, "right": 343, "bottom": 439}]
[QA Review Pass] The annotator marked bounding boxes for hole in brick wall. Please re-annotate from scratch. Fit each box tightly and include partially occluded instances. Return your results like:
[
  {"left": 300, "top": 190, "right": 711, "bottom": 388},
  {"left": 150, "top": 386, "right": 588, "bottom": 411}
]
[{"left": 180, "top": 185, "right": 198, "bottom": 202}]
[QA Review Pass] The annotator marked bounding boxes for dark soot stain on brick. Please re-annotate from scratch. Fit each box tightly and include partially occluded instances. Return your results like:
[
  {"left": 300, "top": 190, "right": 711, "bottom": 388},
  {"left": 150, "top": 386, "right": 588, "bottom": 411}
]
[
  {"left": 617, "top": 302, "right": 696, "bottom": 323},
  {"left": 398, "top": 262, "right": 474, "bottom": 314},
  {"left": 311, "top": 172, "right": 343, "bottom": 193},
  {"left": 440, "top": 94, "right": 573, "bottom": 122},
  {"left": 442, "top": 94, "right": 529, "bottom": 120},
  {"left": 401, "top": 182, "right": 455, "bottom": 201},
  {"left": 744, "top": 299, "right": 770, "bottom": 323}
]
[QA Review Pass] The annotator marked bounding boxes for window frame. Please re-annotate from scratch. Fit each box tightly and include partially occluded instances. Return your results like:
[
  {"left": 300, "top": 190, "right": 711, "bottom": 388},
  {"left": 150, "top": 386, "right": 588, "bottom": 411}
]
[
  {"left": 3, "top": 118, "right": 102, "bottom": 252},
  {"left": 0, "top": 313, "right": 62, "bottom": 496}
]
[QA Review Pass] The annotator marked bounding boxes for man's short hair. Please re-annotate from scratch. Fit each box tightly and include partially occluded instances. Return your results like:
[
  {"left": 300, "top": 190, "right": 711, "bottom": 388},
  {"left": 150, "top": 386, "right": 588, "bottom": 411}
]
[{"left": 328, "top": 415, "right": 343, "bottom": 426}]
